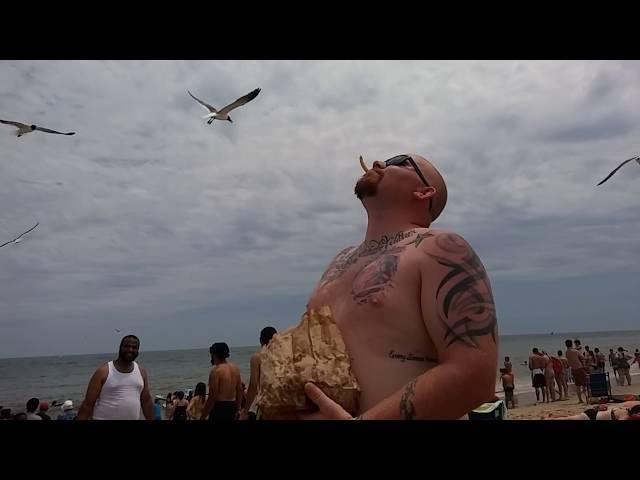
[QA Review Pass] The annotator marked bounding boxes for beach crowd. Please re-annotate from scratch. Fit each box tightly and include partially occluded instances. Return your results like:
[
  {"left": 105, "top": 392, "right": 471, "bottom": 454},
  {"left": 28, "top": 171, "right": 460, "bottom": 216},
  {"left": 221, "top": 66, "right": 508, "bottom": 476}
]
[{"left": 500, "top": 338, "right": 639, "bottom": 409}]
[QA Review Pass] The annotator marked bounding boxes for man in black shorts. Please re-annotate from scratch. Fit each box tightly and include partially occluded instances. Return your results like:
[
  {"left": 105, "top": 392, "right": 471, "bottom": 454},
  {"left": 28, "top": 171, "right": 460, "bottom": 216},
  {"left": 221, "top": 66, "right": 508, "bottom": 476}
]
[
  {"left": 202, "top": 342, "right": 243, "bottom": 421},
  {"left": 528, "top": 348, "right": 547, "bottom": 403}
]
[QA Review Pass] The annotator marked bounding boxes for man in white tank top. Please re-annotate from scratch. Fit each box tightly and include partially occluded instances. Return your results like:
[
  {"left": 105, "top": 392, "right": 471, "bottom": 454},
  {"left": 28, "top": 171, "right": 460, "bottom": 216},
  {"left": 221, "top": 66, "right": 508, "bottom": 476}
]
[{"left": 76, "top": 335, "right": 154, "bottom": 420}]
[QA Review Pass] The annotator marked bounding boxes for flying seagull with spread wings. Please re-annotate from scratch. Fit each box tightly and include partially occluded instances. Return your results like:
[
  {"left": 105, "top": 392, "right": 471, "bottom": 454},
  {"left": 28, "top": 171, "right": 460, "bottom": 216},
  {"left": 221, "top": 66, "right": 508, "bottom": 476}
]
[
  {"left": 1, "top": 119, "right": 75, "bottom": 137},
  {"left": 0, "top": 222, "right": 39, "bottom": 249},
  {"left": 187, "top": 88, "right": 261, "bottom": 124},
  {"left": 596, "top": 155, "right": 640, "bottom": 186}
]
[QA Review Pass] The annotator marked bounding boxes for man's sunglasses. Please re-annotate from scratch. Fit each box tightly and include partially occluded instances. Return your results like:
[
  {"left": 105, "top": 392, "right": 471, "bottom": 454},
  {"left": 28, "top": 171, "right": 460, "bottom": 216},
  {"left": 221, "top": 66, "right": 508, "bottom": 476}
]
[{"left": 384, "top": 155, "right": 433, "bottom": 211}]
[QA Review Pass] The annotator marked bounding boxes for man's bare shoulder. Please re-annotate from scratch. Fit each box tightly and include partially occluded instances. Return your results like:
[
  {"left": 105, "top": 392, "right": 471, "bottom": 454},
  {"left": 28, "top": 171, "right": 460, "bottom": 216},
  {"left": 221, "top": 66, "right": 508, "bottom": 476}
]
[
  {"left": 408, "top": 229, "right": 484, "bottom": 274},
  {"left": 250, "top": 351, "right": 261, "bottom": 365},
  {"left": 317, "top": 245, "right": 358, "bottom": 284},
  {"left": 230, "top": 362, "right": 242, "bottom": 378},
  {"left": 96, "top": 363, "right": 109, "bottom": 375},
  {"left": 91, "top": 363, "right": 109, "bottom": 383},
  {"left": 416, "top": 228, "right": 497, "bottom": 350},
  {"left": 409, "top": 229, "right": 475, "bottom": 255}
]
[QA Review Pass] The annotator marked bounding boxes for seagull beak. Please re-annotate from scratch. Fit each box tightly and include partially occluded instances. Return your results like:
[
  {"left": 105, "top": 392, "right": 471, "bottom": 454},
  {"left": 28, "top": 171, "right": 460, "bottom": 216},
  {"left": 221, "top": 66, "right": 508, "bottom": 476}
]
[{"left": 359, "top": 155, "right": 369, "bottom": 173}]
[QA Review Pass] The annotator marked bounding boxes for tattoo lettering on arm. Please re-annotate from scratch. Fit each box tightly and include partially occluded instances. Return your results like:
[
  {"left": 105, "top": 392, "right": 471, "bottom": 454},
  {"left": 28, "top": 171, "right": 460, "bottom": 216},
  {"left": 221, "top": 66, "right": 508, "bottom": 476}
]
[
  {"left": 319, "top": 230, "right": 416, "bottom": 285},
  {"left": 429, "top": 233, "right": 497, "bottom": 348},
  {"left": 399, "top": 379, "right": 418, "bottom": 420},
  {"left": 388, "top": 350, "right": 438, "bottom": 364}
]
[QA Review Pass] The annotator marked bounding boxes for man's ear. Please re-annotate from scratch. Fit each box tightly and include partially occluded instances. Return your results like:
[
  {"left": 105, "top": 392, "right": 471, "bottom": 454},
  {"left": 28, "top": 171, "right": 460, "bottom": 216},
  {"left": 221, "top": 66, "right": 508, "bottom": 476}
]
[{"left": 413, "top": 186, "right": 436, "bottom": 201}]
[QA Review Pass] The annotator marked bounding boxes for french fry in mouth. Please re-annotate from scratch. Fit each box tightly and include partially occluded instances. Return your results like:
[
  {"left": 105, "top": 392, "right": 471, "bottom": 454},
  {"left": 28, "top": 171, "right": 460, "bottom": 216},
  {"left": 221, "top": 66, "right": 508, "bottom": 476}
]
[{"left": 359, "top": 155, "right": 369, "bottom": 172}]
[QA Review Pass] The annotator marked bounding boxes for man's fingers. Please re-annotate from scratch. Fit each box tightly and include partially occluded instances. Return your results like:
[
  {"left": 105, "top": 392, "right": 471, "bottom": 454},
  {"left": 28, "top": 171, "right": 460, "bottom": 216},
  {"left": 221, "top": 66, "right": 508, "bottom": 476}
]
[
  {"left": 303, "top": 383, "right": 352, "bottom": 420},
  {"left": 304, "top": 382, "right": 343, "bottom": 414},
  {"left": 304, "top": 382, "right": 330, "bottom": 407}
]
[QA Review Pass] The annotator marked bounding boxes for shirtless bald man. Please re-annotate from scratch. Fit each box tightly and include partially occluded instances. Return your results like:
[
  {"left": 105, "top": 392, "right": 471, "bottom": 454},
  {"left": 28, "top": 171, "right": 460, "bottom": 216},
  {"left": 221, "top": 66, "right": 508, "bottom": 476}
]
[{"left": 302, "top": 153, "right": 498, "bottom": 420}]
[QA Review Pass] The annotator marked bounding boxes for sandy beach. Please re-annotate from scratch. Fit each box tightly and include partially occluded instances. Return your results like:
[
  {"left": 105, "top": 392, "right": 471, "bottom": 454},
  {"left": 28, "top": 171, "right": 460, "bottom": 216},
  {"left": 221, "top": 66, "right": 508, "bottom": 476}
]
[{"left": 505, "top": 382, "right": 638, "bottom": 420}]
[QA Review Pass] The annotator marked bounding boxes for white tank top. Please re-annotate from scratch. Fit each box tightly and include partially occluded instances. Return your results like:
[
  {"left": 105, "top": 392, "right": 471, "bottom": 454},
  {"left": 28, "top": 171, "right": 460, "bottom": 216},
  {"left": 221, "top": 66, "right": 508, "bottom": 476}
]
[{"left": 92, "top": 361, "right": 144, "bottom": 420}]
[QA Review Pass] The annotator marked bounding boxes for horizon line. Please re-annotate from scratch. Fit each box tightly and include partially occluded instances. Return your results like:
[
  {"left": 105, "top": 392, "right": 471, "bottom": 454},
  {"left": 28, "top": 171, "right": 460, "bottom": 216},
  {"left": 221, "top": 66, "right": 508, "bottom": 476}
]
[{"left": 1, "top": 328, "right": 639, "bottom": 361}]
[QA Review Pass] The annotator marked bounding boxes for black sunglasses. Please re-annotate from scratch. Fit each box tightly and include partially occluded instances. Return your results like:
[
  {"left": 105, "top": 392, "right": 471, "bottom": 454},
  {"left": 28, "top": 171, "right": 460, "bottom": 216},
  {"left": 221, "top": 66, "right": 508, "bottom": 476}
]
[{"left": 384, "top": 155, "right": 433, "bottom": 211}]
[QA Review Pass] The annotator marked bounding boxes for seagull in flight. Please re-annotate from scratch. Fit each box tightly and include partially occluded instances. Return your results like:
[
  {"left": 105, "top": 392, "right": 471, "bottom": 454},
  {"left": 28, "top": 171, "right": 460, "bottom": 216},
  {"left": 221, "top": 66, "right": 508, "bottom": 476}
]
[
  {"left": 1, "top": 119, "right": 75, "bottom": 137},
  {"left": 597, "top": 154, "right": 640, "bottom": 186},
  {"left": 0, "top": 222, "right": 39, "bottom": 249},
  {"left": 187, "top": 88, "right": 261, "bottom": 124}
]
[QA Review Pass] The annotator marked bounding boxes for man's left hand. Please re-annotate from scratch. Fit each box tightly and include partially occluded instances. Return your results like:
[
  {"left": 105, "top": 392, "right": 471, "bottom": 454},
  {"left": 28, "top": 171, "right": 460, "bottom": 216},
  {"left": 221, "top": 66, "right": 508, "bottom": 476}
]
[{"left": 299, "top": 383, "right": 354, "bottom": 420}]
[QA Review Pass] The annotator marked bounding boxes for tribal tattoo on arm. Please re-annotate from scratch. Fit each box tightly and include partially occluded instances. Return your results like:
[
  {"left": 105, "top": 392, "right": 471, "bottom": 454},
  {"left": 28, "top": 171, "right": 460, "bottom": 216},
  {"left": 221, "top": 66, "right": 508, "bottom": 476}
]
[{"left": 427, "top": 233, "right": 497, "bottom": 348}]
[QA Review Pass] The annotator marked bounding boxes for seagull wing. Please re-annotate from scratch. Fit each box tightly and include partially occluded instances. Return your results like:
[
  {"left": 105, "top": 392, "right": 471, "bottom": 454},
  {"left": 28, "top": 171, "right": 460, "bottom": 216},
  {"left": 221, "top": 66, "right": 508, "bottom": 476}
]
[
  {"left": 0, "top": 222, "right": 39, "bottom": 249},
  {"left": 187, "top": 90, "right": 217, "bottom": 113},
  {"left": 35, "top": 126, "right": 75, "bottom": 135},
  {"left": 0, "top": 119, "right": 28, "bottom": 129},
  {"left": 218, "top": 88, "right": 261, "bottom": 116},
  {"left": 596, "top": 155, "right": 640, "bottom": 186}
]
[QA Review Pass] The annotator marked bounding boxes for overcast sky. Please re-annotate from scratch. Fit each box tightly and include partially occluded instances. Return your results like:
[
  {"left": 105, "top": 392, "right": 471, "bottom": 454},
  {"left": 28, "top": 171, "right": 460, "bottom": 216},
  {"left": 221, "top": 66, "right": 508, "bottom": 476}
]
[{"left": 1, "top": 60, "right": 639, "bottom": 358}]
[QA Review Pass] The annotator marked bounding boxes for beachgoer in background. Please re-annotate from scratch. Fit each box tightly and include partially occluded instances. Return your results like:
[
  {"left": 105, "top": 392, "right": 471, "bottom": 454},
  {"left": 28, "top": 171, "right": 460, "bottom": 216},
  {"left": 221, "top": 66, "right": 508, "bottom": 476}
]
[
  {"left": 542, "top": 351, "right": 556, "bottom": 402},
  {"left": 529, "top": 348, "right": 547, "bottom": 403},
  {"left": 186, "top": 390, "right": 193, "bottom": 402},
  {"left": 76, "top": 335, "right": 154, "bottom": 420},
  {"left": 187, "top": 382, "right": 207, "bottom": 420},
  {"left": 566, "top": 339, "right": 587, "bottom": 403},
  {"left": 609, "top": 349, "right": 619, "bottom": 381},
  {"left": 565, "top": 356, "right": 573, "bottom": 384},
  {"left": 245, "top": 326, "right": 278, "bottom": 421},
  {"left": 632, "top": 349, "right": 640, "bottom": 371},
  {"left": 164, "top": 393, "right": 174, "bottom": 420},
  {"left": 37, "top": 401, "right": 51, "bottom": 420},
  {"left": 504, "top": 356, "right": 512, "bottom": 373},
  {"left": 171, "top": 391, "right": 188, "bottom": 421},
  {"left": 500, "top": 368, "right": 515, "bottom": 409},
  {"left": 584, "top": 346, "right": 595, "bottom": 374},
  {"left": 26, "top": 398, "right": 42, "bottom": 420},
  {"left": 300, "top": 154, "right": 498, "bottom": 421},
  {"left": 616, "top": 347, "right": 633, "bottom": 386},
  {"left": 574, "top": 339, "right": 583, "bottom": 355},
  {"left": 1, "top": 408, "right": 12, "bottom": 420},
  {"left": 555, "top": 351, "right": 569, "bottom": 400},
  {"left": 57, "top": 400, "right": 76, "bottom": 420},
  {"left": 202, "top": 342, "right": 243, "bottom": 421},
  {"left": 153, "top": 398, "right": 162, "bottom": 420},
  {"left": 594, "top": 348, "right": 606, "bottom": 373}
]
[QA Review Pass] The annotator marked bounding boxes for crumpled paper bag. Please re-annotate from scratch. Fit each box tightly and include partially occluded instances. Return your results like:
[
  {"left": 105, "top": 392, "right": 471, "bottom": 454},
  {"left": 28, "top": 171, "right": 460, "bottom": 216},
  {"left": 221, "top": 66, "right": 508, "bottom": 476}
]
[{"left": 256, "top": 305, "right": 360, "bottom": 419}]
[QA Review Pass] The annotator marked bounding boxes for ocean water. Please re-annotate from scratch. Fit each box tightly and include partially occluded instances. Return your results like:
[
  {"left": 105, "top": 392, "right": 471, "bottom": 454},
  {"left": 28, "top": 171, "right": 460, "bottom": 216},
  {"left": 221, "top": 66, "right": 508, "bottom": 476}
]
[
  {"left": 0, "top": 346, "right": 258, "bottom": 414},
  {"left": 1, "top": 330, "right": 639, "bottom": 414}
]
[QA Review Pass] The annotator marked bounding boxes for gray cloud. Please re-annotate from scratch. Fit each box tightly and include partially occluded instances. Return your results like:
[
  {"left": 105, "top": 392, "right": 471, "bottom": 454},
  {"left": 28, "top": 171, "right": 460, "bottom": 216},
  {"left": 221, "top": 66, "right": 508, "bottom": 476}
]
[
  {"left": 1, "top": 60, "right": 639, "bottom": 357},
  {"left": 539, "top": 112, "right": 635, "bottom": 143}
]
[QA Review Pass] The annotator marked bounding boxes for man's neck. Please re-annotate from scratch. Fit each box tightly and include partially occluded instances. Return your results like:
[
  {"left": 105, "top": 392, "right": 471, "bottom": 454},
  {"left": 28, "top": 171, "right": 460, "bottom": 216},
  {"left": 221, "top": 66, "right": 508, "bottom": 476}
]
[
  {"left": 114, "top": 358, "right": 133, "bottom": 371},
  {"left": 363, "top": 207, "right": 428, "bottom": 243}
]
